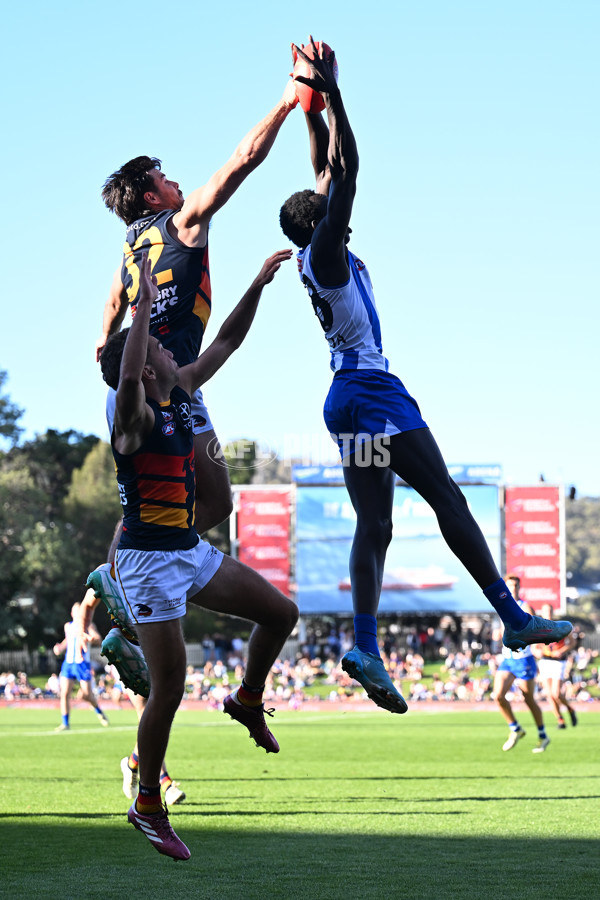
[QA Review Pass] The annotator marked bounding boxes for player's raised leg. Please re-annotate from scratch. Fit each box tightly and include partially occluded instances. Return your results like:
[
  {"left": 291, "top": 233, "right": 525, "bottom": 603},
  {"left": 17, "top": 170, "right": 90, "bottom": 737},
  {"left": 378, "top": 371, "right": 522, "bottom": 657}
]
[
  {"left": 386, "top": 427, "right": 572, "bottom": 649},
  {"left": 190, "top": 556, "right": 298, "bottom": 752}
]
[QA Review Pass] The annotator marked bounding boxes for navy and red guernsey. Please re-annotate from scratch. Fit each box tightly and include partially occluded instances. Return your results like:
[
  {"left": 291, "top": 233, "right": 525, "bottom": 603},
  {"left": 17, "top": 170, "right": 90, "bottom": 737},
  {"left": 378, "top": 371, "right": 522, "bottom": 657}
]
[
  {"left": 112, "top": 385, "right": 199, "bottom": 551},
  {"left": 121, "top": 210, "right": 211, "bottom": 366}
]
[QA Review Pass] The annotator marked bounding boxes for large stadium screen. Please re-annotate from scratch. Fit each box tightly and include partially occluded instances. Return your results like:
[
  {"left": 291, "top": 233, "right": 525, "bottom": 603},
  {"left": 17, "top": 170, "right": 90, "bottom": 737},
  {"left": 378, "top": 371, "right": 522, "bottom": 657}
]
[{"left": 295, "top": 482, "right": 501, "bottom": 615}]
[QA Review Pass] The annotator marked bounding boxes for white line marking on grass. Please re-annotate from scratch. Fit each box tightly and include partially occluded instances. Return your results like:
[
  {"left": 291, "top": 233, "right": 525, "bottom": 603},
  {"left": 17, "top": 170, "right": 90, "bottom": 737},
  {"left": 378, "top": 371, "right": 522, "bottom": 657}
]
[{"left": 0, "top": 725, "right": 138, "bottom": 738}]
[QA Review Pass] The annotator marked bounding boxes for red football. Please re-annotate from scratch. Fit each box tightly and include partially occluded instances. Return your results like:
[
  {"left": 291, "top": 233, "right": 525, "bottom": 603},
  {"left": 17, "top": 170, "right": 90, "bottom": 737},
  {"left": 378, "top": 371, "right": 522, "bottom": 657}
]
[{"left": 292, "top": 41, "right": 338, "bottom": 114}]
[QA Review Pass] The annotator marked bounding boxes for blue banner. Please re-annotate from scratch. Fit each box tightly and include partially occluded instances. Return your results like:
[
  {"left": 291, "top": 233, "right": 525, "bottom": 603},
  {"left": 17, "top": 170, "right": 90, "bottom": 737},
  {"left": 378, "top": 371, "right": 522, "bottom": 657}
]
[{"left": 292, "top": 463, "right": 502, "bottom": 485}]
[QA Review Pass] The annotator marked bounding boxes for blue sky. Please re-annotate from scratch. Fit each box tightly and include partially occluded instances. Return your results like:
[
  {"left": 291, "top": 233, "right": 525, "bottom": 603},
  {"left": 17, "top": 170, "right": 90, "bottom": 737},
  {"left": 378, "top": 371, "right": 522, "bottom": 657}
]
[{"left": 1, "top": 1, "right": 598, "bottom": 495}]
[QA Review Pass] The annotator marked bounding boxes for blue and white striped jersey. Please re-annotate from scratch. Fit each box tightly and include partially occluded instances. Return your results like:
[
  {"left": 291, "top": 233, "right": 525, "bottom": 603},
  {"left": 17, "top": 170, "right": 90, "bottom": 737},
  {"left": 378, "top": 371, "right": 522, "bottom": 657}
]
[
  {"left": 64, "top": 620, "right": 89, "bottom": 665},
  {"left": 298, "top": 246, "right": 389, "bottom": 373}
]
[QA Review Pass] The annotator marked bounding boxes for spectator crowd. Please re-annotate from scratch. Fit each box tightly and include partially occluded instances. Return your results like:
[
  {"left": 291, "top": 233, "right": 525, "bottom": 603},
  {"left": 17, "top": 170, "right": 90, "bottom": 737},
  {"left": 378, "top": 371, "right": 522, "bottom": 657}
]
[{"left": 2, "top": 619, "right": 598, "bottom": 710}]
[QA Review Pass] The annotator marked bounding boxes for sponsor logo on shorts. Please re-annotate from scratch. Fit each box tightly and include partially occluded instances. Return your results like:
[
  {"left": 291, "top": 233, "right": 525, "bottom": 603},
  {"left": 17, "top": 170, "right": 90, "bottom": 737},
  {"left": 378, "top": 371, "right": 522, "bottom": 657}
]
[
  {"left": 162, "top": 422, "right": 175, "bottom": 436},
  {"left": 165, "top": 598, "right": 183, "bottom": 608},
  {"left": 135, "top": 604, "right": 153, "bottom": 618}
]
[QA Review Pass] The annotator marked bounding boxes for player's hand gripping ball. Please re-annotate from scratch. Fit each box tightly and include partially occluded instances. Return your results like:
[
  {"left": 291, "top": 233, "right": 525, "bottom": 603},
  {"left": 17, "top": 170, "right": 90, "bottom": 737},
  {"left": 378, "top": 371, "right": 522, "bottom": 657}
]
[{"left": 292, "top": 41, "right": 338, "bottom": 113}]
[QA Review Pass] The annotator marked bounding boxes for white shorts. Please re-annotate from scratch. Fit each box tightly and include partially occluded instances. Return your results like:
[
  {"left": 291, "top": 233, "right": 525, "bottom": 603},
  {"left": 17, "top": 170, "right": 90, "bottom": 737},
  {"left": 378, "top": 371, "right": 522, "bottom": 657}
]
[
  {"left": 537, "top": 658, "right": 567, "bottom": 680},
  {"left": 106, "top": 386, "right": 214, "bottom": 436},
  {"left": 115, "top": 541, "right": 223, "bottom": 624}
]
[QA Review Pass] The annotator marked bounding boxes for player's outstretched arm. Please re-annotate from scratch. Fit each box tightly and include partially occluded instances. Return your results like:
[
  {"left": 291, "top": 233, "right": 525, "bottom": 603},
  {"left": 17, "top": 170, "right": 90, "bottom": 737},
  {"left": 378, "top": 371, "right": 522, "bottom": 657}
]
[
  {"left": 294, "top": 39, "right": 358, "bottom": 283},
  {"left": 306, "top": 108, "right": 332, "bottom": 196},
  {"left": 180, "top": 249, "right": 292, "bottom": 393},
  {"left": 96, "top": 266, "right": 129, "bottom": 362},
  {"left": 175, "top": 83, "right": 298, "bottom": 238},
  {"left": 292, "top": 42, "right": 332, "bottom": 196},
  {"left": 113, "top": 253, "right": 156, "bottom": 453}
]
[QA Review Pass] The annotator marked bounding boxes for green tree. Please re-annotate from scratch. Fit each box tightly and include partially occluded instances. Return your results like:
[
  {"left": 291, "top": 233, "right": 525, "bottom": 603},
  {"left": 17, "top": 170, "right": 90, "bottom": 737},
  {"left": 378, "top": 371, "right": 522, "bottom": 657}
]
[
  {"left": 19, "top": 520, "right": 83, "bottom": 648},
  {"left": 0, "top": 430, "right": 103, "bottom": 648},
  {"left": 0, "top": 465, "right": 45, "bottom": 606},
  {"left": 0, "top": 370, "right": 24, "bottom": 447},
  {"left": 218, "top": 439, "right": 258, "bottom": 485},
  {"left": 4, "top": 429, "right": 100, "bottom": 518},
  {"left": 566, "top": 496, "right": 600, "bottom": 585},
  {"left": 63, "top": 440, "right": 122, "bottom": 574}
]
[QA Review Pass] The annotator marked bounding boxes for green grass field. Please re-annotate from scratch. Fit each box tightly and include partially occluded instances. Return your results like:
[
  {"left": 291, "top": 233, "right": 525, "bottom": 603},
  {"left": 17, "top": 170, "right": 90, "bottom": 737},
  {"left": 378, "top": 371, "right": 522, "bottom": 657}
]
[{"left": 1, "top": 703, "right": 598, "bottom": 900}]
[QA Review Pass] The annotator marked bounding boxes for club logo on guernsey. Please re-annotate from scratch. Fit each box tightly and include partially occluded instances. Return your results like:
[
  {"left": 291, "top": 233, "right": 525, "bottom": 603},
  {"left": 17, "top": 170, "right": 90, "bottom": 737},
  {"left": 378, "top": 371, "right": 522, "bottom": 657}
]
[
  {"left": 161, "top": 411, "right": 174, "bottom": 422},
  {"left": 135, "top": 604, "right": 153, "bottom": 618},
  {"left": 162, "top": 422, "right": 175, "bottom": 436}
]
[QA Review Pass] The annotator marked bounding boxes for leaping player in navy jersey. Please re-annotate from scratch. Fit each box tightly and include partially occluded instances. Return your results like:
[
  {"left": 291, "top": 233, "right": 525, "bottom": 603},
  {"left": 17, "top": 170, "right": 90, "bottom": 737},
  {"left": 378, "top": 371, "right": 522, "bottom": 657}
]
[
  {"left": 92, "top": 77, "right": 298, "bottom": 611},
  {"left": 90, "top": 76, "right": 299, "bottom": 699},
  {"left": 98, "top": 251, "right": 297, "bottom": 860},
  {"left": 279, "top": 38, "right": 572, "bottom": 715}
]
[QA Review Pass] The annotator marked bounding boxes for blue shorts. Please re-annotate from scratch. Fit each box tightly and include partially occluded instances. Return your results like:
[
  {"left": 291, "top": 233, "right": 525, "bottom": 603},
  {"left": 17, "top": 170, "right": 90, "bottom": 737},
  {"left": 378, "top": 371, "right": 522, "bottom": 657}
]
[
  {"left": 323, "top": 369, "right": 427, "bottom": 458},
  {"left": 60, "top": 661, "right": 92, "bottom": 682},
  {"left": 498, "top": 656, "right": 538, "bottom": 681}
]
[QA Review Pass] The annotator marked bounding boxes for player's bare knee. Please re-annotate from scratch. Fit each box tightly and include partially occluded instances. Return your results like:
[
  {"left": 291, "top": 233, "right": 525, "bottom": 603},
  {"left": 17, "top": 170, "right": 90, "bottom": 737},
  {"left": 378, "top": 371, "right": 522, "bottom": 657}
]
[{"left": 151, "top": 673, "right": 185, "bottom": 713}]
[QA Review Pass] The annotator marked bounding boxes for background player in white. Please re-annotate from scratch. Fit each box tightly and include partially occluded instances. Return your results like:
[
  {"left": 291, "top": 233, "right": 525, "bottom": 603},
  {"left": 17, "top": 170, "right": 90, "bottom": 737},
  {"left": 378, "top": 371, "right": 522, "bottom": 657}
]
[
  {"left": 493, "top": 575, "right": 550, "bottom": 752},
  {"left": 278, "top": 38, "right": 572, "bottom": 715},
  {"left": 52, "top": 602, "right": 109, "bottom": 731}
]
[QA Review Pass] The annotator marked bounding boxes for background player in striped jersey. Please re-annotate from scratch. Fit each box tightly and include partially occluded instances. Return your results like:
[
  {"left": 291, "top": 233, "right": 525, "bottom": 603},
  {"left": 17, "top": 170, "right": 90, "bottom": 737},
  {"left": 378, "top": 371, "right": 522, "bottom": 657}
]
[
  {"left": 493, "top": 575, "right": 550, "bottom": 752},
  {"left": 279, "top": 38, "right": 572, "bottom": 716},
  {"left": 52, "top": 602, "right": 109, "bottom": 731}
]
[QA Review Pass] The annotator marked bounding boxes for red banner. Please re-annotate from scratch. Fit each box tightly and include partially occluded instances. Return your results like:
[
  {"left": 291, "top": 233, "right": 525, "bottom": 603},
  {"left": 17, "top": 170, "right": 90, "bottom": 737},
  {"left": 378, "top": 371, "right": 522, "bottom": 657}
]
[
  {"left": 504, "top": 485, "right": 564, "bottom": 613},
  {"left": 236, "top": 488, "right": 292, "bottom": 597}
]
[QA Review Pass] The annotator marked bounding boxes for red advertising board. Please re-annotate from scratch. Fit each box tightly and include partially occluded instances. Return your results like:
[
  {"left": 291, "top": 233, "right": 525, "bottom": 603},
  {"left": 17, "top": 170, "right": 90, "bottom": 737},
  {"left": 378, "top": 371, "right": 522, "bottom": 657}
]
[
  {"left": 504, "top": 485, "right": 565, "bottom": 613},
  {"left": 236, "top": 488, "right": 292, "bottom": 598}
]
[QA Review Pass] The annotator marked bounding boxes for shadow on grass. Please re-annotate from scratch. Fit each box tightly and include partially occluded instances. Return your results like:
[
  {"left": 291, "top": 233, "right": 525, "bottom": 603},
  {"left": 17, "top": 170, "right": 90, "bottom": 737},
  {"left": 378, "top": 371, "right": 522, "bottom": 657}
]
[{"left": 1, "top": 824, "right": 597, "bottom": 900}]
